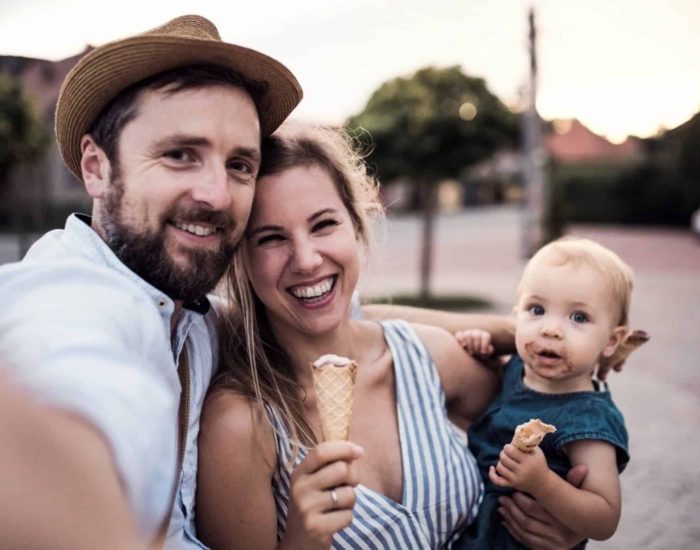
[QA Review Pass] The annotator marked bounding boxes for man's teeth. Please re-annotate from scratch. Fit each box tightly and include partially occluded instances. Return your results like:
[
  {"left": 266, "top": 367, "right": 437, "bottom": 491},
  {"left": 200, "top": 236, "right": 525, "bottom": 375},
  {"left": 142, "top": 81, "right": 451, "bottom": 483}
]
[
  {"left": 291, "top": 278, "right": 334, "bottom": 299},
  {"left": 173, "top": 221, "right": 216, "bottom": 237}
]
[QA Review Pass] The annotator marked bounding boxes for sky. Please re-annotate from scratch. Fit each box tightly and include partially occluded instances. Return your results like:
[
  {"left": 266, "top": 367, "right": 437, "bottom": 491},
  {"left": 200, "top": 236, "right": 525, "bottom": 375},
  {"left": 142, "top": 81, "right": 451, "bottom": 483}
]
[{"left": 1, "top": 0, "right": 698, "bottom": 143}]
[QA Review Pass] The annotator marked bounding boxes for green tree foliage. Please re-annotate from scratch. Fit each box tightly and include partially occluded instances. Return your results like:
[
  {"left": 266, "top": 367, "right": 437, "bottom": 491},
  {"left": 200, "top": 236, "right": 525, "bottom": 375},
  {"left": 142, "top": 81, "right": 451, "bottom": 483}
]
[
  {"left": 347, "top": 66, "right": 517, "bottom": 298},
  {"left": 0, "top": 72, "right": 48, "bottom": 184}
]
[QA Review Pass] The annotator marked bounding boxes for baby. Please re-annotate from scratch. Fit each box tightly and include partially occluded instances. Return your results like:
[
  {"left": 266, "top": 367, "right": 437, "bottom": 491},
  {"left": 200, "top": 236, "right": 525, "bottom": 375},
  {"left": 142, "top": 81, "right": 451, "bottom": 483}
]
[{"left": 455, "top": 237, "right": 638, "bottom": 549}]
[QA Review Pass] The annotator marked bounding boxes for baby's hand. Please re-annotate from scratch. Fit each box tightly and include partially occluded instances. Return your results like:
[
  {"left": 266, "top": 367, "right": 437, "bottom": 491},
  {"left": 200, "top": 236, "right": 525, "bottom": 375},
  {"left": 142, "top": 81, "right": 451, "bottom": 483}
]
[
  {"left": 454, "top": 329, "right": 494, "bottom": 356},
  {"left": 488, "top": 444, "right": 551, "bottom": 495}
]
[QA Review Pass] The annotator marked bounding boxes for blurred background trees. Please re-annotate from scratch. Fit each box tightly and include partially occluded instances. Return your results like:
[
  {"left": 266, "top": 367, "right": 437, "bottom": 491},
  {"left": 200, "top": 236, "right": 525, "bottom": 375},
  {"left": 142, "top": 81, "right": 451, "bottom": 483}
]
[
  {"left": 348, "top": 66, "right": 518, "bottom": 299},
  {"left": 0, "top": 72, "right": 47, "bottom": 199}
]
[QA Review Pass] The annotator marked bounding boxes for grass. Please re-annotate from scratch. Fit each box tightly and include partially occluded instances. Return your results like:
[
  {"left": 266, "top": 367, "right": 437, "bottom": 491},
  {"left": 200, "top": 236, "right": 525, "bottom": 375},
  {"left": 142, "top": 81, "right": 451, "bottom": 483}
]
[{"left": 364, "top": 293, "right": 492, "bottom": 311}]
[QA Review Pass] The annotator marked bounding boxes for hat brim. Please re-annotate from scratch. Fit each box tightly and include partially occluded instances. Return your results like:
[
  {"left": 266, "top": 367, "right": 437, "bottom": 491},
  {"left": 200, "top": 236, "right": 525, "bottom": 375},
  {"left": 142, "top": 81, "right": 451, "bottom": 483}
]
[{"left": 56, "top": 35, "right": 302, "bottom": 181}]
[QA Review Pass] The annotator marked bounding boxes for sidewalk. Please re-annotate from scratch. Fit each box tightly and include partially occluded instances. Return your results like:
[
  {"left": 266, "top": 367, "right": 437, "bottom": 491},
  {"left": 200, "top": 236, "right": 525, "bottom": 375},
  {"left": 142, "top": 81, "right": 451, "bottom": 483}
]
[{"left": 360, "top": 206, "right": 700, "bottom": 549}]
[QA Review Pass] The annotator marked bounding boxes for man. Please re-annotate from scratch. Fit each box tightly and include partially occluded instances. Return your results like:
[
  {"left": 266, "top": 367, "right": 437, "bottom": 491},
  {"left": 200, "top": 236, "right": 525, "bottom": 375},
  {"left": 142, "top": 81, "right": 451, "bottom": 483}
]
[{"left": 0, "top": 15, "right": 301, "bottom": 548}]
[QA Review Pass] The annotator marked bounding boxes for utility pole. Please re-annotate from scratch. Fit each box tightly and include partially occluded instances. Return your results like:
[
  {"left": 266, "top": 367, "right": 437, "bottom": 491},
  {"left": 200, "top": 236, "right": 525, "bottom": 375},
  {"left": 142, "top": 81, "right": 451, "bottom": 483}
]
[{"left": 521, "top": 6, "right": 547, "bottom": 257}]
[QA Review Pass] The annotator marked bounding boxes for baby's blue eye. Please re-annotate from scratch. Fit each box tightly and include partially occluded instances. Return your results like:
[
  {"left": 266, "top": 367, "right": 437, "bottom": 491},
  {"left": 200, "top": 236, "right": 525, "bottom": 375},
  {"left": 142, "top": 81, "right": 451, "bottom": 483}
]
[
  {"left": 529, "top": 305, "right": 545, "bottom": 316},
  {"left": 571, "top": 311, "right": 589, "bottom": 323}
]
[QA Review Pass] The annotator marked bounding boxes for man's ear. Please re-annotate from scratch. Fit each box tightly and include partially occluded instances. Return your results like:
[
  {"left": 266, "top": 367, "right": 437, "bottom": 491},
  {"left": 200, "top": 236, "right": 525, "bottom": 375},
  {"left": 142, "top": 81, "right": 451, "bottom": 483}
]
[
  {"left": 80, "top": 135, "right": 111, "bottom": 198},
  {"left": 602, "top": 325, "right": 628, "bottom": 358}
]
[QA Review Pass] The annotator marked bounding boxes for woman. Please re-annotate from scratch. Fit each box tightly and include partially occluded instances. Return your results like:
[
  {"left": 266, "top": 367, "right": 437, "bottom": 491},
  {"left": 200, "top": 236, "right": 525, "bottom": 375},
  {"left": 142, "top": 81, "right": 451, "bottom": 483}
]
[{"left": 196, "top": 123, "right": 500, "bottom": 549}]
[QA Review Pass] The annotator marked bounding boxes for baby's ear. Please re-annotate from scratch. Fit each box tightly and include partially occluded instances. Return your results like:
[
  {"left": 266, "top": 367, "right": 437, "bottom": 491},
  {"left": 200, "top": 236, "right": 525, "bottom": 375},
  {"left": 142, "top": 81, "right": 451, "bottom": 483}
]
[{"left": 602, "top": 326, "right": 628, "bottom": 358}]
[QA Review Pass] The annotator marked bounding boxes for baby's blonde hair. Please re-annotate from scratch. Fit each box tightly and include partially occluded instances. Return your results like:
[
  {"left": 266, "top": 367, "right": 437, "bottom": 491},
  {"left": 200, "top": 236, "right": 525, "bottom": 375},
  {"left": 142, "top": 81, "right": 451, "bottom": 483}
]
[{"left": 521, "top": 237, "right": 634, "bottom": 326}]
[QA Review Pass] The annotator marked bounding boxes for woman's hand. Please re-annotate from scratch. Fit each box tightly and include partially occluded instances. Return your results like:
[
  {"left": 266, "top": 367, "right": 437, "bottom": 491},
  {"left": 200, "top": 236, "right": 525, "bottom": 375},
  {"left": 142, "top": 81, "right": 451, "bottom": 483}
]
[
  {"left": 497, "top": 464, "right": 588, "bottom": 550},
  {"left": 282, "top": 441, "right": 363, "bottom": 550}
]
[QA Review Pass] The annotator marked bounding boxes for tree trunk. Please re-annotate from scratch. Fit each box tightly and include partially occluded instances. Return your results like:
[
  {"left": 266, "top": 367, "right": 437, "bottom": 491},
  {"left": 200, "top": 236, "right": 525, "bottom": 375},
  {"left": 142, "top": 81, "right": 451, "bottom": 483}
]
[{"left": 418, "top": 181, "right": 437, "bottom": 301}]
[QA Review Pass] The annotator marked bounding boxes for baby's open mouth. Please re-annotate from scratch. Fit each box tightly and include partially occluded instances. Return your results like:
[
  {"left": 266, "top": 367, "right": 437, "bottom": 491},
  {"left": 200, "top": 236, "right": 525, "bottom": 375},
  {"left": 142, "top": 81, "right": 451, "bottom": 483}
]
[{"left": 538, "top": 350, "right": 561, "bottom": 359}]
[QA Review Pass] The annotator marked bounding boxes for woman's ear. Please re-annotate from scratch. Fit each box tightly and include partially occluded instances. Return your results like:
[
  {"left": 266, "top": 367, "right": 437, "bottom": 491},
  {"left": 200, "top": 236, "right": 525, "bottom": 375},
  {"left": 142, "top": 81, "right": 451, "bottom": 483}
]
[
  {"left": 602, "top": 325, "right": 628, "bottom": 358},
  {"left": 80, "top": 135, "right": 111, "bottom": 199}
]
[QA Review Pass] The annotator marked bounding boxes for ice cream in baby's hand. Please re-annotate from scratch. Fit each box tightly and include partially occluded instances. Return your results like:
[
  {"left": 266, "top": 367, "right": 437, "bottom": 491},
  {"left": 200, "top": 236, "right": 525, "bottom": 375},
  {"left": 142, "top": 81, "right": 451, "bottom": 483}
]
[
  {"left": 511, "top": 418, "right": 556, "bottom": 452},
  {"left": 311, "top": 354, "right": 358, "bottom": 441}
]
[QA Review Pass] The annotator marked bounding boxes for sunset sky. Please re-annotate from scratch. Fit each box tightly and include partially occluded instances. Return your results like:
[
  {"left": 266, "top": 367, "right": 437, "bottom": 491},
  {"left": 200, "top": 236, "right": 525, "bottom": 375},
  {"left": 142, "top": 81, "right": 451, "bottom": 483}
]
[{"left": 1, "top": 0, "right": 698, "bottom": 143}]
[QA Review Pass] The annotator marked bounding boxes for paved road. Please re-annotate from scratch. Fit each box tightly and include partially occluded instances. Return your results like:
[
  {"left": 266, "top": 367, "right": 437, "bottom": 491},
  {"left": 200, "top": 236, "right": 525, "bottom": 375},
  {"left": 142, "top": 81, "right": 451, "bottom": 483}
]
[{"left": 360, "top": 206, "right": 700, "bottom": 549}]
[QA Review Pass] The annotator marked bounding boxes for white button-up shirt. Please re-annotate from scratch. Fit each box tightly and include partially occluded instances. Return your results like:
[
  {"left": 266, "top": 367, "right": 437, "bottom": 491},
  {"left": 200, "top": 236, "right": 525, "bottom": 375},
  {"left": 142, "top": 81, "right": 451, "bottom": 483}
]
[{"left": 0, "top": 214, "right": 217, "bottom": 548}]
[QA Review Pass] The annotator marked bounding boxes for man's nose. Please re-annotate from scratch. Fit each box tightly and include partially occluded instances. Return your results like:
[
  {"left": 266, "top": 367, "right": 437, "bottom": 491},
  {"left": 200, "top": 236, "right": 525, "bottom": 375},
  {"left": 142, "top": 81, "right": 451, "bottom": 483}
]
[
  {"left": 290, "top": 238, "right": 322, "bottom": 274},
  {"left": 190, "top": 165, "right": 232, "bottom": 211}
]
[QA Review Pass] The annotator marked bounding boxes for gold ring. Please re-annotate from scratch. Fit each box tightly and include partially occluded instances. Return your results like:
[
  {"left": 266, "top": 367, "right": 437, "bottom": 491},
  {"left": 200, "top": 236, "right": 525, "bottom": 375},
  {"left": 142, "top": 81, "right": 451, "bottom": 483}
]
[{"left": 330, "top": 488, "right": 340, "bottom": 510}]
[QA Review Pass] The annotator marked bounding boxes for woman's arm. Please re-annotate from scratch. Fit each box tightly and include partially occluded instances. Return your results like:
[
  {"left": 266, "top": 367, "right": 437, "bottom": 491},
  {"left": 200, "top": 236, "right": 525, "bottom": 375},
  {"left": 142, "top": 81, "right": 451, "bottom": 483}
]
[
  {"left": 196, "top": 390, "right": 280, "bottom": 549},
  {"left": 196, "top": 390, "right": 363, "bottom": 549},
  {"left": 411, "top": 323, "right": 500, "bottom": 429},
  {"left": 490, "top": 440, "right": 621, "bottom": 541},
  {"left": 362, "top": 304, "right": 515, "bottom": 354}
]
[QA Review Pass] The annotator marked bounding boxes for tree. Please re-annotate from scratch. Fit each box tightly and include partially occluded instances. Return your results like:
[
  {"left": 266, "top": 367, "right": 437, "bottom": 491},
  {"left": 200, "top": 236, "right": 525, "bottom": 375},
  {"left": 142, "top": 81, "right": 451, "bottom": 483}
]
[
  {"left": 347, "top": 66, "right": 517, "bottom": 299},
  {"left": 0, "top": 71, "right": 48, "bottom": 196}
]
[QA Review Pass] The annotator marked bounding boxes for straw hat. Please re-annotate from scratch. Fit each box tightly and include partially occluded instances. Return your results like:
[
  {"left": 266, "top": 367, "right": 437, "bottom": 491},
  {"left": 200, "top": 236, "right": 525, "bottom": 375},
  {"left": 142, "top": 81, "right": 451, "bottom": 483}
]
[{"left": 55, "top": 14, "right": 303, "bottom": 181}]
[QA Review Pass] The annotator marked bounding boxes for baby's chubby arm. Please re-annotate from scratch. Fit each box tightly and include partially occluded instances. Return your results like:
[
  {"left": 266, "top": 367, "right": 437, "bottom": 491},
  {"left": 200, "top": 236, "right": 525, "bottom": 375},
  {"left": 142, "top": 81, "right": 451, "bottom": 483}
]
[
  {"left": 490, "top": 440, "right": 621, "bottom": 541},
  {"left": 454, "top": 328, "right": 495, "bottom": 356}
]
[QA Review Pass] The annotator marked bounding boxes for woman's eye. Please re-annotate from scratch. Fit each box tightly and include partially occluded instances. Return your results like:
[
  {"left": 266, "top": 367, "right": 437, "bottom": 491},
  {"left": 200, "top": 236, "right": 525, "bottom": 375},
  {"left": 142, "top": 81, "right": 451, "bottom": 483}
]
[
  {"left": 313, "top": 219, "right": 339, "bottom": 232},
  {"left": 528, "top": 305, "right": 545, "bottom": 316},
  {"left": 256, "top": 234, "right": 283, "bottom": 246},
  {"left": 571, "top": 311, "right": 589, "bottom": 323}
]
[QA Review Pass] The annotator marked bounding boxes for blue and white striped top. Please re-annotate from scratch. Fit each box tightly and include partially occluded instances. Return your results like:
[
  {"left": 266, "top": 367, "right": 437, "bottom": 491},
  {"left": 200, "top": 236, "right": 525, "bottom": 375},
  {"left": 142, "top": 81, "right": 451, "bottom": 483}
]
[{"left": 265, "top": 320, "right": 483, "bottom": 549}]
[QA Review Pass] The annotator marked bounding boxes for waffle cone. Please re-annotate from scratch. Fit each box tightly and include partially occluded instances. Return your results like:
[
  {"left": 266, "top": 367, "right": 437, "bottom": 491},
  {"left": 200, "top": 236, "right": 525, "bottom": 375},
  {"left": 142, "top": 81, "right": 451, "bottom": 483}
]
[
  {"left": 511, "top": 418, "right": 556, "bottom": 452},
  {"left": 311, "top": 356, "right": 357, "bottom": 441}
]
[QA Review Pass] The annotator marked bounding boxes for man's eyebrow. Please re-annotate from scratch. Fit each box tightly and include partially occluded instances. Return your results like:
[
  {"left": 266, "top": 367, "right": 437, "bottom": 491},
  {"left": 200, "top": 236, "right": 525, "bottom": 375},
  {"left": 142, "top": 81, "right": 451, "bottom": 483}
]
[
  {"left": 152, "top": 134, "right": 211, "bottom": 149},
  {"left": 234, "top": 146, "right": 261, "bottom": 162}
]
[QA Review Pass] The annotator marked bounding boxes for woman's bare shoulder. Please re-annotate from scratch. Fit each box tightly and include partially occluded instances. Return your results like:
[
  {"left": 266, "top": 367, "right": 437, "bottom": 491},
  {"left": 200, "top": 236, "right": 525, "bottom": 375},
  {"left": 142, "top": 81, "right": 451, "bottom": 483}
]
[{"left": 200, "top": 388, "right": 276, "bottom": 469}]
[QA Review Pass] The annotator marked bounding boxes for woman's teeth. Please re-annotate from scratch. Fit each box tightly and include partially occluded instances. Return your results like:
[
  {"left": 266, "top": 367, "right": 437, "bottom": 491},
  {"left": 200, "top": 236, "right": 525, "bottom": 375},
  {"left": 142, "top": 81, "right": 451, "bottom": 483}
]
[{"left": 291, "top": 277, "right": 334, "bottom": 299}]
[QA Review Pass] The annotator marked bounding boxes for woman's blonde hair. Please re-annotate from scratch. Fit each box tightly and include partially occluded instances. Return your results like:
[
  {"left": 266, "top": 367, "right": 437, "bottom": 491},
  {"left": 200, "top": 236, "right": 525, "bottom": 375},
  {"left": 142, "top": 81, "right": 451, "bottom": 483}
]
[{"left": 214, "top": 123, "right": 384, "bottom": 458}]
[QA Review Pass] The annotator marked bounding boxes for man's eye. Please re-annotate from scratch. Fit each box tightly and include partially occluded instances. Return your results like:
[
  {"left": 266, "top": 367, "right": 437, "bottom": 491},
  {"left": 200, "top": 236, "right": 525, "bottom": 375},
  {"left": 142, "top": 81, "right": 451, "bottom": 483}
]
[
  {"left": 528, "top": 305, "right": 545, "bottom": 316},
  {"left": 571, "top": 311, "right": 589, "bottom": 323},
  {"left": 228, "top": 160, "right": 254, "bottom": 175},
  {"left": 163, "top": 149, "right": 193, "bottom": 162}
]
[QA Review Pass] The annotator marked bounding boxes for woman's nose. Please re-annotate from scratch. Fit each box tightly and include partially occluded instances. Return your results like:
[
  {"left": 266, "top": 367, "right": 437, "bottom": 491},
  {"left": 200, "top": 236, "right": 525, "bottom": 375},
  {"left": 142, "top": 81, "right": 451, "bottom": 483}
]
[{"left": 290, "top": 239, "right": 322, "bottom": 273}]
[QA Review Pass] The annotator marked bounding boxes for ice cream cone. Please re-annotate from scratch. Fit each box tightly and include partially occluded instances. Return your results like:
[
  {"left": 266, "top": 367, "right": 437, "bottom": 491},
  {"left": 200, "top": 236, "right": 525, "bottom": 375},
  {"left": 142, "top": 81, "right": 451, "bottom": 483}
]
[
  {"left": 311, "top": 354, "right": 358, "bottom": 441},
  {"left": 511, "top": 418, "right": 556, "bottom": 452}
]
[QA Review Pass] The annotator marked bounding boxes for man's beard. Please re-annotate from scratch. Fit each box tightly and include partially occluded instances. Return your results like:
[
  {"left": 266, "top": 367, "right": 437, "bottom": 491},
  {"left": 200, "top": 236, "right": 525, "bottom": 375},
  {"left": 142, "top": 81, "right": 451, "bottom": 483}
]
[{"left": 100, "top": 178, "right": 239, "bottom": 304}]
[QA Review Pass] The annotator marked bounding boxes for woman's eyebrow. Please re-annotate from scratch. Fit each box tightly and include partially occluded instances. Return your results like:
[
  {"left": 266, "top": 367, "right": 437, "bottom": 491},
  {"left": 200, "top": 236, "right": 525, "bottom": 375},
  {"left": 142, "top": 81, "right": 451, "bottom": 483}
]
[
  {"left": 247, "top": 224, "right": 283, "bottom": 237},
  {"left": 307, "top": 208, "right": 338, "bottom": 223}
]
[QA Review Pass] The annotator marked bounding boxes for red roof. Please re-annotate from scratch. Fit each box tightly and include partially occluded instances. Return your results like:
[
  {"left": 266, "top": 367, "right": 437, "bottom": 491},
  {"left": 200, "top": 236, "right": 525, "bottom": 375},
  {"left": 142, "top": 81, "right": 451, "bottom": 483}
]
[{"left": 545, "top": 119, "right": 642, "bottom": 164}]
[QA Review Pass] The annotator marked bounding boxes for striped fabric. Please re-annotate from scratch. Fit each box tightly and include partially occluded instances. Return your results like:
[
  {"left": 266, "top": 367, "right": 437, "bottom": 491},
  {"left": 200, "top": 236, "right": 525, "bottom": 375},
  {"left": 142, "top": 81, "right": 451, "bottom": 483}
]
[{"left": 265, "top": 320, "right": 483, "bottom": 549}]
